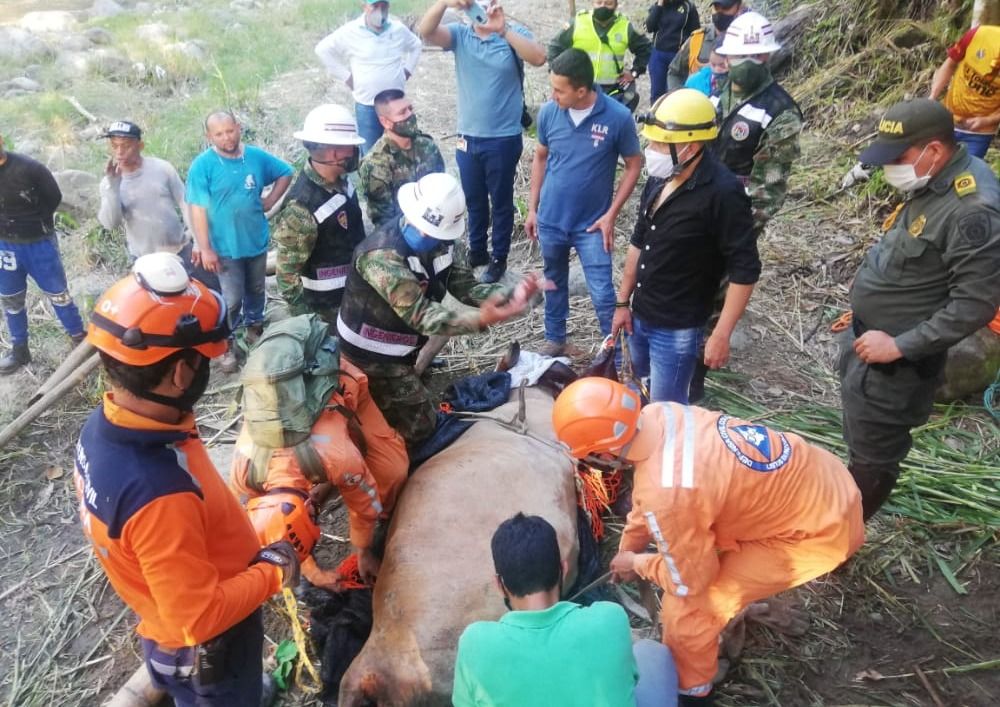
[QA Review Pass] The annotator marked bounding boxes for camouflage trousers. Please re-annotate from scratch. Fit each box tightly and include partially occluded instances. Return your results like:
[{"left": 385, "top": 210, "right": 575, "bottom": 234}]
[{"left": 343, "top": 357, "right": 437, "bottom": 450}]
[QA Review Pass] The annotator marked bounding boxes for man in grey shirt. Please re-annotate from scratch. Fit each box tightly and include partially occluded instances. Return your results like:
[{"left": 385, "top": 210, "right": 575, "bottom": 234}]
[{"left": 98, "top": 121, "right": 195, "bottom": 260}]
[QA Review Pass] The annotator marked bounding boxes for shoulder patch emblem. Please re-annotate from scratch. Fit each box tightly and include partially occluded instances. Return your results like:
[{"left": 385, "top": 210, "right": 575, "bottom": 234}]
[
  {"left": 730, "top": 121, "right": 751, "bottom": 142},
  {"left": 954, "top": 173, "right": 977, "bottom": 197},
  {"left": 958, "top": 211, "right": 991, "bottom": 247},
  {"left": 716, "top": 416, "right": 792, "bottom": 473},
  {"left": 908, "top": 214, "right": 926, "bottom": 237},
  {"left": 338, "top": 210, "right": 349, "bottom": 229}
]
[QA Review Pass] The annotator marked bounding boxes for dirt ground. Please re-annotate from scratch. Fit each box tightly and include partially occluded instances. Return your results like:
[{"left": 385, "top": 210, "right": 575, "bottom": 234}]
[{"left": 0, "top": 1, "right": 997, "bottom": 705}]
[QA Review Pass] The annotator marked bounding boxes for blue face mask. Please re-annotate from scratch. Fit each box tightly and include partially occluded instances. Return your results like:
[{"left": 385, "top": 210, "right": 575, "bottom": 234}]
[{"left": 402, "top": 223, "right": 439, "bottom": 253}]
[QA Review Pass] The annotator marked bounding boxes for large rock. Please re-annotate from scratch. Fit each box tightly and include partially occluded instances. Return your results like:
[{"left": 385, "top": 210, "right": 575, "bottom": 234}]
[
  {"left": 0, "top": 28, "right": 54, "bottom": 63},
  {"left": 84, "top": 27, "right": 115, "bottom": 45},
  {"left": 55, "top": 47, "right": 130, "bottom": 80},
  {"left": 18, "top": 11, "right": 79, "bottom": 34},
  {"left": 53, "top": 170, "right": 100, "bottom": 218},
  {"left": 135, "top": 22, "right": 172, "bottom": 45},
  {"left": 5, "top": 77, "right": 42, "bottom": 92},
  {"left": 937, "top": 327, "right": 1000, "bottom": 402},
  {"left": 89, "top": 0, "right": 125, "bottom": 18}
]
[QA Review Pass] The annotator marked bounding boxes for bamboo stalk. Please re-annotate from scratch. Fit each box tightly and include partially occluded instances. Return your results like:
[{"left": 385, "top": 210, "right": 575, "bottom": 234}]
[{"left": 28, "top": 342, "right": 97, "bottom": 406}]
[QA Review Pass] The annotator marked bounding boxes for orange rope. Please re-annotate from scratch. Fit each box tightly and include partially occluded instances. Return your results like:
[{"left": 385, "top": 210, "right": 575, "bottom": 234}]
[
  {"left": 333, "top": 553, "right": 368, "bottom": 590},
  {"left": 575, "top": 464, "right": 623, "bottom": 540}
]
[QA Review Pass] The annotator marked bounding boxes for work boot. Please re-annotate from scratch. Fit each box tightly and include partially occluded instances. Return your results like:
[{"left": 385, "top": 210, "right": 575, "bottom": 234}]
[
  {"left": 479, "top": 258, "right": 506, "bottom": 284},
  {"left": 246, "top": 323, "right": 264, "bottom": 347},
  {"left": 218, "top": 345, "right": 239, "bottom": 374},
  {"left": 468, "top": 250, "right": 490, "bottom": 269},
  {"left": 70, "top": 332, "right": 86, "bottom": 346},
  {"left": 0, "top": 343, "right": 30, "bottom": 375}
]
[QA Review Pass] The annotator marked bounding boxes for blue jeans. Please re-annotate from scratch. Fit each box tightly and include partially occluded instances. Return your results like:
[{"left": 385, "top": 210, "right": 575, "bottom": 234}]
[
  {"left": 141, "top": 610, "right": 263, "bottom": 707},
  {"left": 0, "top": 235, "right": 84, "bottom": 343},
  {"left": 455, "top": 133, "right": 523, "bottom": 261},
  {"left": 629, "top": 316, "right": 702, "bottom": 403},
  {"left": 955, "top": 129, "right": 994, "bottom": 159},
  {"left": 217, "top": 252, "right": 267, "bottom": 334},
  {"left": 355, "top": 102, "right": 384, "bottom": 156},
  {"left": 648, "top": 49, "right": 677, "bottom": 102},
  {"left": 537, "top": 224, "right": 615, "bottom": 343},
  {"left": 633, "top": 639, "right": 679, "bottom": 707}
]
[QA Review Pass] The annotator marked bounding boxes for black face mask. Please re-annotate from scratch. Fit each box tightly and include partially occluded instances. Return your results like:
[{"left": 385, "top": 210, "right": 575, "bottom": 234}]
[
  {"left": 712, "top": 12, "right": 736, "bottom": 33},
  {"left": 593, "top": 7, "right": 615, "bottom": 23},
  {"left": 311, "top": 148, "right": 359, "bottom": 174},
  {"left": 141, "top": 352, "right": 211, "bottom": 412}
]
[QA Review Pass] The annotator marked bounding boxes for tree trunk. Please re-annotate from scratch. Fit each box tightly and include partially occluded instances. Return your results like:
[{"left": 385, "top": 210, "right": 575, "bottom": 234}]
[{"left": 972, "top": 0, "right": 1000, "bottom": 27}]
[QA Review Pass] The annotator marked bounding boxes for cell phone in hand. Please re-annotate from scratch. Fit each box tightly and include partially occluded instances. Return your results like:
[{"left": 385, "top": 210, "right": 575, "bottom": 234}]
[{"left": 465, "top": 2, "right": 488, "bottom": 25}]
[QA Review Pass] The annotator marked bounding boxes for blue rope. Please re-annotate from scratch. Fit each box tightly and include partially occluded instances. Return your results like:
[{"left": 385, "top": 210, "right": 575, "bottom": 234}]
[{"left": 985, "top": 367, "right": 1000, "bottom": 423}]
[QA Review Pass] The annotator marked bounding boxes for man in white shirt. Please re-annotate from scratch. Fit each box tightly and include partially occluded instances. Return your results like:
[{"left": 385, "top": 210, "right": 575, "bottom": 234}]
[{"left": 315, "top": 0, "right": 423, "bottom": 154}]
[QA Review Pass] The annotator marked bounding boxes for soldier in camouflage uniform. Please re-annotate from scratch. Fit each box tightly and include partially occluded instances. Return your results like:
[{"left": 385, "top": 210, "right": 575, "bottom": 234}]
[
  {"left": 840, "top": 99, "right": 1000, "bottom": 520},
  {"left": 690, "top": 11, "right": 802, "bottom": 401},
  {"left": 359, "top": 89, "right": 444, "bottom": 229},
  {"left": 337, "top": 173, "right": 544, "bottom": 448},
  {"left": 273, "top": 104, "right": 367, "bottom": 325}
]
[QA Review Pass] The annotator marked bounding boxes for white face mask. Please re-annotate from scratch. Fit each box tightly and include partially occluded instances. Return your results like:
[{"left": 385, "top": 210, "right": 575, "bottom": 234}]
[
  {"left": 645, "top": 145, "right": 694, "bottom": 180},
  {"left": 883, "top": 145, "right": 935, "bottom": 193}
]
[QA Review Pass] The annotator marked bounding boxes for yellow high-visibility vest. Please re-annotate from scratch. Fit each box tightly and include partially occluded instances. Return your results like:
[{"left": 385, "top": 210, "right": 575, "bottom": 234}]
[{"left": 572, "top": 10, "right": 631, "bottom": 84}]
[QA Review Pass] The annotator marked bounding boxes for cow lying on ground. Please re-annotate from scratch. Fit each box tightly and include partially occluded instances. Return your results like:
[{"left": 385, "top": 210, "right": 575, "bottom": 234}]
[{"left": 338, "top": 387, "right": 579, "bottom": 706}]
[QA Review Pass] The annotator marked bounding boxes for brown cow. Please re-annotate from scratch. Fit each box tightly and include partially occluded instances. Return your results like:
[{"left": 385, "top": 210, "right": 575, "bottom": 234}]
[{"left": 339, "top": 388, "right": 579, "bottom": 706}]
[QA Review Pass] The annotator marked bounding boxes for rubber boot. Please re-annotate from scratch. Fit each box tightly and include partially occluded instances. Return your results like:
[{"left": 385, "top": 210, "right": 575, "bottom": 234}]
[
  {"left": 70, "top": 332, "right": 86, "bottom": 346},
  {"left": 848, "top": 461, "right": 900, "bottom": 521},
  {"left": 0, "top": 343, "right": 31, "bottom": 375},
  {"left": 688, "top": 360, "right": 710, "bottom": 403}
]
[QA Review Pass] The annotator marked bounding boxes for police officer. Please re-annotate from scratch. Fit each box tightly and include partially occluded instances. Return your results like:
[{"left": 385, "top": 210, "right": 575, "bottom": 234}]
[
  {"left": 336, "top": 172, "right": 543, "bottom": 449},
  {"left": 273, "top": 104, "right": 367, "bottom": 325},
  {"left": 841, "top": 98, "right": 1000, "bottom": 520},
  {"left": 359, "top": 89, "right": 445, "bottom": 230},
  {"left": 548, "top": 0, "right": 652, "bottom": 111}
]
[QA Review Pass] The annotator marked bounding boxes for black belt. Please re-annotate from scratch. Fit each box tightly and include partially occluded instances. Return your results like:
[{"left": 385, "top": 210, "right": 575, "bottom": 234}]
[{"left": 852, "top": 317, "right": 946, "bottom": 379}]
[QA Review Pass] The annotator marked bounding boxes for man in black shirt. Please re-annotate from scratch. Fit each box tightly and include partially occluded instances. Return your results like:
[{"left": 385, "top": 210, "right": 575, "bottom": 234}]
[
  {"left": 612, "top": 89, "right": 759, "bottom": 403},
  {"left": 0, "top": 133, "right": 85, "bottom": 374}
]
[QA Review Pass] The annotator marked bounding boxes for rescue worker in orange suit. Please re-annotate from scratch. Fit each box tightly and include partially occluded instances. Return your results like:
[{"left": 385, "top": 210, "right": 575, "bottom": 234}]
[
  {"left": 552, "top": 378, "right": 865, "bottom": 706},
  {"left": 74, "top": 252, "right": 312, "bottom": 707},
  {"left": 230, "top": 356, "right": 409, "bottom": 589}
]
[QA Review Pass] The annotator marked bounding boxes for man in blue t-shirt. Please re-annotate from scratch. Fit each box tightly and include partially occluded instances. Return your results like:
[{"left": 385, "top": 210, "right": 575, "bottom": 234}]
[
  {"left": 418, "top": 0, "right": 545, "bottom": 284},
  {"left": 186, "top": 111, "right": 293, "bottom": 372},
  {"left": 525, "top": 48, "right": 642, "bottom": 356},
  {"left": 453, "top": 512, "right": 677, "bottom": 707}
]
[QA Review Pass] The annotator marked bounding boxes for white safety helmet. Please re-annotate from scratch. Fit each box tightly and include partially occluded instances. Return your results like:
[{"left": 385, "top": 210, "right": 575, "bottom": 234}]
[
  {"left": 716, "top": 11, "right": 781, "bottom": 56},
  {"left": 397, "top": 173, "right": 467, "bottom": 241},
  {"left": 293, "top": 103, "right": 365, "bottom": 146}
]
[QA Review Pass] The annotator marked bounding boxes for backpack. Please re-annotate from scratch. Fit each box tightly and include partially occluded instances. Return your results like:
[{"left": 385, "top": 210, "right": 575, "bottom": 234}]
[{"left": 240, "top": 314, "right": 344, "bottom": 491}]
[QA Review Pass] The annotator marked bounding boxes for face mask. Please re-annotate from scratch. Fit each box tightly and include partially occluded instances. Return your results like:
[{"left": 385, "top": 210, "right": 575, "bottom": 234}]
[
  {"left": 883, "top": 145, "right": 935, "bottom": 193},
  {"left": 366, "top": 6, "right": 387, "bottom": 30},
  {"left": 313, "top": 148, "right": 359, "bottom": 174},
  {"left": 645, "top": 145, "right": 698, "bottom": 181},
  {"left": 712, "top": 12, "right": 736, "bottom": 33},
  {"left": 402, "top": 223, "right": 439, "bottom": 253},
  {"left": 593, "top": 7, "right": 615, "bottom": 22},
  {"left": 728, "top": 58, "right": 770, "bottom": 94},
  {"left": 140, "top": 353, "right": 211, "bottom": 412},
  {"left": 392, "top": 114, "right": 420, "bottom": 139}
]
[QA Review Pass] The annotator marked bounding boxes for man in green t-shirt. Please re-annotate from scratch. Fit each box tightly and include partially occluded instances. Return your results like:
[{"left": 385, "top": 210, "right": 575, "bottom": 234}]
[{"left": 453, "top": 512, "right": 677, "bottom": 707}]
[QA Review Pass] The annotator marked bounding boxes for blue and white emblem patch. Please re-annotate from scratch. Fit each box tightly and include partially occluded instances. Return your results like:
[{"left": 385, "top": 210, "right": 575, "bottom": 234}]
[{"left": 716, "top": 416, "right": 791, "bottom": 472}]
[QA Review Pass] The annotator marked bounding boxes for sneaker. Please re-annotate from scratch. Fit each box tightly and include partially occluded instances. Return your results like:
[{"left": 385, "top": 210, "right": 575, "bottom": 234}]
[
  {"left": 218, "top": 347, "right": 239, "bottom": 374},
  {"left": 468, "top": 250, "right": 490, "bottom": 268},
  {"left": 479, "top": 258, "right": 506, "bottom": 284}
]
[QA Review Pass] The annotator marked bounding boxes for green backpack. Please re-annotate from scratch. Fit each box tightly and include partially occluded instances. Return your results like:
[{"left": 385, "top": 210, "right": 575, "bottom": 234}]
[{"left": 240, "top": 314, "right": 344, "bottom": 491}]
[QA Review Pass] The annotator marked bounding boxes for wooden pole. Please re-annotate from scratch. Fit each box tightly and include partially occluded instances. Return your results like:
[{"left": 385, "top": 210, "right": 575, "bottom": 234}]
[
  {"left": 104, "top": 663, "right": 164, "bottom": 707},
  {"left": 28, "top": 341, "right": 96, "bottom": 405},
  {"left": 0, "top": 352, "right": 100, "bottom": 449},
  {"left": 972, "top": 0, "right": 1000, "bottom": 26},
  {"left": 568, "top": 0, "right": 577, "bottom": 17}
]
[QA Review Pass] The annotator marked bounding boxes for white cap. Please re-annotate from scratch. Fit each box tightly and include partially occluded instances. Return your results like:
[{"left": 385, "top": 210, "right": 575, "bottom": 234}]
[
  {"left": 293, "top": 103, "right": 365, "bottom": 146},
  {"left": 397, "top": 173, "right": 467, "bottom": 241},
  {"left": 716, "top": 11, "right": 781, "bottom": 56}
]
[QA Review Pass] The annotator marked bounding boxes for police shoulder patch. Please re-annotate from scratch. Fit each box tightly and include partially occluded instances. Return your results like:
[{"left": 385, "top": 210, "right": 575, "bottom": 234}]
[
  {"left": 954, "top": 172, "right": 977, "bottom": 197},
  {"left": 716, "top": 415, "right": 792, "bottom": 473},
  {"left": 957, "top": 211, "right": 991, "bottom": 247}
]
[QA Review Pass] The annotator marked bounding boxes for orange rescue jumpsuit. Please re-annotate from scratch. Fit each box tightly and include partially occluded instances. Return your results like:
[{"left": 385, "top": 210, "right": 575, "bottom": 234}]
[
  {"left": 231, "top": 358, "right": 408, "bottom": 573},
  {"left": 619, "top": 403, "right": 864, "bottom": 697}
]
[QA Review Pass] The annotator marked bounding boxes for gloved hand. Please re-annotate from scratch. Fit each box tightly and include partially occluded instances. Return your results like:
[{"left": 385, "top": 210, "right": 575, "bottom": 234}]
[
  {"left": 252, "top": 541, "right": 301, "bottom": 590},
  {"left": 841, "top": 162, "right": 872, "bottom": 189}
]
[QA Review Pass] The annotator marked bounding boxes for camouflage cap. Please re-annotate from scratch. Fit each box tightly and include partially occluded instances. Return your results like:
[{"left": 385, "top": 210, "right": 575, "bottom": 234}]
[{"left": 859, "top": 98, "right": 954, "bottom": 165}]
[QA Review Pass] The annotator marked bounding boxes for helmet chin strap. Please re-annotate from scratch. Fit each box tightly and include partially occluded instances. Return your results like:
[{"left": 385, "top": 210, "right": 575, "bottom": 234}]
[
  {"left": 583, "top": 437, "right": 635, "bottom": 472},
  {"left": 666, "top": 144, "right": 702, "bottom": 182}
]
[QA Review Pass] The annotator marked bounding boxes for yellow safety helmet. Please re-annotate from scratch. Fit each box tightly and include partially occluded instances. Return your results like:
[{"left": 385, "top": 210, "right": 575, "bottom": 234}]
[{"left": 637, "top": 88, "right": 718, "bottom": 144}]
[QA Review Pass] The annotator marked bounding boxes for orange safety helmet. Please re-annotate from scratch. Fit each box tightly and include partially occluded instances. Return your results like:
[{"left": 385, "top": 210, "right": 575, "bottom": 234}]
[
  {"left": 552, "top": 377, "right": 642, "bottom": 458},
  {"left": 246, "top": 489, "right": 321, "bottom": 562},
  {"left": 87, "top": 253, "right": 229, "bottom": 366}
]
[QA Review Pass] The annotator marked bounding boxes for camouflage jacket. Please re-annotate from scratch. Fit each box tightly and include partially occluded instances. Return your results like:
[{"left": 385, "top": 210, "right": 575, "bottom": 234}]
[
  {"left": 272, "top": 163, "right": 358, "bottom": 316},
  {"left": 716, "top": 81, "right": 803, "bottom": 233},
  {"left": 358, "top": 132, "right": 445, "bottom": 229},
  {"left": 355, "top": 238, "right": 508, "bottom": 337}
]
